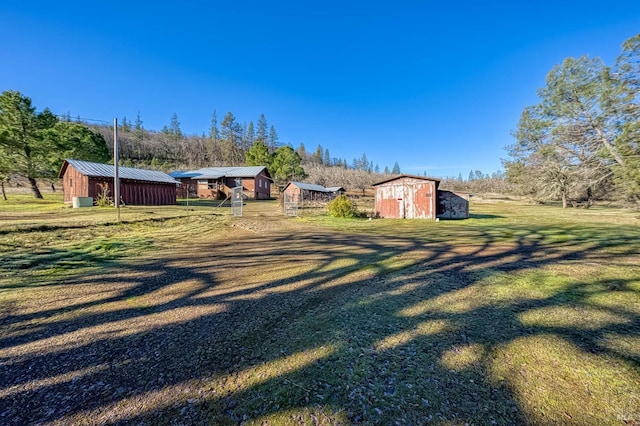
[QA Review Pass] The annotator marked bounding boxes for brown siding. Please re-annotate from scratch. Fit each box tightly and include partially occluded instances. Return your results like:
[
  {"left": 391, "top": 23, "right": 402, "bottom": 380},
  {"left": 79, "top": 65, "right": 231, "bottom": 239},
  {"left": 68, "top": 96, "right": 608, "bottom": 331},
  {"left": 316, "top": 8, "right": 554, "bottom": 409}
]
[
  {"left": 62, "top": 166, "right": 90, "bottom": 202},
  {"left": 61, "top": 163, "right": 176, "bottom": 206},
  {"left": 194, "top": 173, "right": 271, "bottom": 200}
]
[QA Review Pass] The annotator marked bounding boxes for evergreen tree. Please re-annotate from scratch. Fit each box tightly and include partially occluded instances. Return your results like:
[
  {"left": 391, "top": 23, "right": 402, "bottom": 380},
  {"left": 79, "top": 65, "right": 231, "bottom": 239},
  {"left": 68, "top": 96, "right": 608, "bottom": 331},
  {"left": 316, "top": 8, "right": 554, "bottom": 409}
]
[
  {"left": 296, "top": 143, "right": 307, "bottom": 161},
  {"left": 246, "top": 121, "right": 255, "bottom": 145},
  {"left": 268, "top": 125, "right": 278, "bottom": 152},
  {"left": 271, "top": 145, "right": 306, "bottom": 188},
  {"left": 323, "top": 148, "right": 331, "bottom": 166},
  {"left": 256, "top": 114, "right": 268, "bottom": 142},
  {"left": 0, "top": 91, "right": 52, "bottom": 198},
  {"left": 312, "top": 145, "right": 323, "bottom": 165},
  {"left": 134, "top": 111, "right": 144, "bottom": 160},
  {"left": 220, "top": 112, "right": 243, "bottom": 165},
  {"left": 391, "top": 161, "right": 401, "bottom": 174},
  {"left": 245, "top": 140, "right": 272, "bottom": 168},
  {"left": 209, "top": 110, "right": 219, "bottom": 141}
]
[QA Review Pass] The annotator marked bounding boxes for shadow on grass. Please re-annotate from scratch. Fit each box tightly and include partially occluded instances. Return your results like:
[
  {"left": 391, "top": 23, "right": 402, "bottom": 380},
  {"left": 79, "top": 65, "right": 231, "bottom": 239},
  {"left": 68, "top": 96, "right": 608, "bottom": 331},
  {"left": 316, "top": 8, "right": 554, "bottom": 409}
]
[
  {"left": 0, "top": 217, "right": 639, "bottom": 424},
  {"left": 468, "top": 213, "right": 504, "bottom": 219}
]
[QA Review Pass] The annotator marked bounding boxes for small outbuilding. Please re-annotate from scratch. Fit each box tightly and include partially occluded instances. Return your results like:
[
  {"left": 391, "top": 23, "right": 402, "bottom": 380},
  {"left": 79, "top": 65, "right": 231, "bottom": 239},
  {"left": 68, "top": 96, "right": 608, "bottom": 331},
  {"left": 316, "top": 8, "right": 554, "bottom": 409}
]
[
  {"left": 281, "top": 181, "right": 341, "bottom": 204},
  {"left": 373, "top": 175, "right": 440, "bottom": 219},
  {"left": 170, "top": 166, "right": 271, "bottom": 200},
  {"left": 59, "top": 159, "right": 178, "bottom": 206},
  {"left": 373, "top": 175, "right": 470, "bottom": 219}
]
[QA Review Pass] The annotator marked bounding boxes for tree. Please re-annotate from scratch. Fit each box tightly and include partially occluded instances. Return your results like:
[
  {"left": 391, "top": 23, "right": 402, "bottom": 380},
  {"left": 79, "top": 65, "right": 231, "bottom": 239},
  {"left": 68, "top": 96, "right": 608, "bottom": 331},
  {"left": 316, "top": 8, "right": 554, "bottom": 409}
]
[
  {"left": 270, "top": 145, "right": 306, "bottom": 189},
  {"left": 312, "top": 145, "right": 323, "bottom": 165},
  {"left": 246, "top": 121, "right": 255, "bottom": 146},
  {"left": 296, "top": 143, "right": 307, "bottom": 161},
  {"left": 256, "top": 114, "right": 268, "bottom": 142},
  {"left": 268, "top": 125, "right": 279, "bottom": 152},
  {"left": 162, "top": 112, "right": 184, "bottom": 161},
  {"left": 611, "top": 34, "right": 640, "bottom": 201},
  {"left": 506, "top": 34, "right": 640, "bottom": 205},
  {"left": 245, "top": 140, "right": 272, "bottom": 168},
  {"left": 207, "top": 110, "right": 220, "bottom": 164},
  {"left": 391, "top": 161, "right": 401, "bottom": 174},
  {"left": 323, "top": 149, "right": 331, "bottom": 166},
  {"left": 0, "top": 142, "right": 16, "bottom": 200},
  {"left": 133, "top": 111, "right": 145, "bottom": 159},
  {"left": 220, "top": 112, "right": 243, "bottom": 165},
  {"left": 0, "top": 91, "right": 55, "bottom": 198},
  {"left": 42, "top": 122, "right": 110, "bottom": 174}
]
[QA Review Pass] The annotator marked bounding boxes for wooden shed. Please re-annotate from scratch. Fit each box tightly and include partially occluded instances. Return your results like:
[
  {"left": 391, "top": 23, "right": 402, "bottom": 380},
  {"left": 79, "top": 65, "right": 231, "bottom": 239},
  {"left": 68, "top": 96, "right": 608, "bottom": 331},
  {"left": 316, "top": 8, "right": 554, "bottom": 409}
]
[
  {"left": 171, "top": 166, "right": 271, "bottom": 200},
  {"left": 281, "top": 181, "right": 337, "bottom": 203},
  {"left": 373, "top": 175, "right": 441, "bottom": 219},
  {"left": 59, "top": 159, "right": 178, "bottom": 206}
]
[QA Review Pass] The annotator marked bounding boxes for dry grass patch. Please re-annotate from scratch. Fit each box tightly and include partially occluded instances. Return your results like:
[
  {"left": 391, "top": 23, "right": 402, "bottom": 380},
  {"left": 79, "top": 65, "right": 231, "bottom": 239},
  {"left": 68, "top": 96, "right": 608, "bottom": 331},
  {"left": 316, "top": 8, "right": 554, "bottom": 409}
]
[{"left": 1, "top": 197, "right": 639, "bottom": 425}]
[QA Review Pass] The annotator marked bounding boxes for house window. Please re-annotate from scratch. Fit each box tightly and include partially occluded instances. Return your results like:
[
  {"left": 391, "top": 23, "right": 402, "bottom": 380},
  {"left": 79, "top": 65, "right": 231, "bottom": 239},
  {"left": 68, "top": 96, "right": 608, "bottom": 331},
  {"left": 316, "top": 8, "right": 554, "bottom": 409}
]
[
  {"left": 258, "top": 179, "right": 262, "bottom": 188},
  {"left": 69, "top": 178, "right": 73, "bottom": 188},
  {"left": 207, "top": 179, "right": 216, "bottom": 190}
]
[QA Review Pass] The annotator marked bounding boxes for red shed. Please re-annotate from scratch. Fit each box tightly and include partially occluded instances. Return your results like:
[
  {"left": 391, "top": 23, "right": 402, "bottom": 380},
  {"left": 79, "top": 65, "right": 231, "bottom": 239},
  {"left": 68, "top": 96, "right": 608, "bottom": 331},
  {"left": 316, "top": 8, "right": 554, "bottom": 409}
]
[
  {"left": 373, "top": 175, "right": 441, "bottom": 219},
  {"left": 59, "top": 159, "right": 178, "bottom": 206}
]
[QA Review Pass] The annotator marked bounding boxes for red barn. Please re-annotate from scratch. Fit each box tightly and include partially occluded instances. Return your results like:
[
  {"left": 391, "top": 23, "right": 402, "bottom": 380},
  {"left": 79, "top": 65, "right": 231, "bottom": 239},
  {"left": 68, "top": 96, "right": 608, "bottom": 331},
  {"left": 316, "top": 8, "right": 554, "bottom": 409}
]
[{"left": 59, "top": 159, "right": 178, "bottom": 206}]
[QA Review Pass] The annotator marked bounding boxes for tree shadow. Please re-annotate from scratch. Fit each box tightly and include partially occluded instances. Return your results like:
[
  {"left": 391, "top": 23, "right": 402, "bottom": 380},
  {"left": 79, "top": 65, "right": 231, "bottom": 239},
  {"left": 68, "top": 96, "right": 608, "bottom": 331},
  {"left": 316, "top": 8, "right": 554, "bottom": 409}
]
[{"left": 1, "top": 219, "right": 639, "bottom": 424}]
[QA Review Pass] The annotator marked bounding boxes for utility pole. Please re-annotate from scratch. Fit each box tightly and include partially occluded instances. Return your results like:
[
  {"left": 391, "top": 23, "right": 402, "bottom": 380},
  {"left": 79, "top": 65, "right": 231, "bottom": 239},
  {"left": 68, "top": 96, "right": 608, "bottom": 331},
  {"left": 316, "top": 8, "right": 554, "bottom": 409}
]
[{"left": 114, "top": 118, "right": 120, "bottom": 222}]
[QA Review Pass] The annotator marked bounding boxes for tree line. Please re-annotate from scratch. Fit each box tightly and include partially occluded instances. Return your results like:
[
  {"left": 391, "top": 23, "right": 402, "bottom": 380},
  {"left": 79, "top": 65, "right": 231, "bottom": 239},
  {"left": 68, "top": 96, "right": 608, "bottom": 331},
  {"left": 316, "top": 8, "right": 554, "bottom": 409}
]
[
  {"left": 504, "top": 33, "right": 640, "bottom": 207},
  {"left": 0, "top": 91, "right": 407, "bottom": 197}
]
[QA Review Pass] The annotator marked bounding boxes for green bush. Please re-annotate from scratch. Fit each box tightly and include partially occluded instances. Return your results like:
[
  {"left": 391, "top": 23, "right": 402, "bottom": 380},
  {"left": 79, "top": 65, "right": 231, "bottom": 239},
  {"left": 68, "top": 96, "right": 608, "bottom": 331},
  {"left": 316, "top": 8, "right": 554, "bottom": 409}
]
[{"left": 327, "top": 194, "right": 358, "bottom": 218}]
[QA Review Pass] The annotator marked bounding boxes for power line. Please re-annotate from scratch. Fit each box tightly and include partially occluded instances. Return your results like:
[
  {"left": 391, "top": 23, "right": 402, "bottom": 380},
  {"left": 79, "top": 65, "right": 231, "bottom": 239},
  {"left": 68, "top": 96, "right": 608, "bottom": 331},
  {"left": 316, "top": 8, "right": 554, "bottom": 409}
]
[{"left": 53, "top": 113, "right": 112, "bottom": 125}]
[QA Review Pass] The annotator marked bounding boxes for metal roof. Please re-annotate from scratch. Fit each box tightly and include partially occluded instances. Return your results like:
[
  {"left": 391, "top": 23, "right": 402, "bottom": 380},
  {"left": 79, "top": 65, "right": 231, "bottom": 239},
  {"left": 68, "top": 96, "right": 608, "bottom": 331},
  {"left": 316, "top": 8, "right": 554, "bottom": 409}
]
[
  {"left": 372, "top": 174, "right": 441, "bottom": 187},
  {"left": 170, "top": 166, "right": 269, "bottom": 180},
  {"left": 325, "top": 186, "right": 345, "bottom": 192},
  {"left": 287, "top": 181, "right": 331, "bottom": 192},
  {"left": 63, "top": 159, "right": 178, "bottom": 184}
]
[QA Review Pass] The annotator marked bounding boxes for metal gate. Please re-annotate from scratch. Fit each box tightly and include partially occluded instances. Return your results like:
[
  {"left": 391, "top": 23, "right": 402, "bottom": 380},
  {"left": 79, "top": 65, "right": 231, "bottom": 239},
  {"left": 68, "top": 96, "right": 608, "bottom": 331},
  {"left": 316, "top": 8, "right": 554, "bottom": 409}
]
[
  {"left": 283, "top": 191, "right": 299, "bottom": 216},
  {"left": 232, "top": 186, "right": 243, "bottom": 216}
]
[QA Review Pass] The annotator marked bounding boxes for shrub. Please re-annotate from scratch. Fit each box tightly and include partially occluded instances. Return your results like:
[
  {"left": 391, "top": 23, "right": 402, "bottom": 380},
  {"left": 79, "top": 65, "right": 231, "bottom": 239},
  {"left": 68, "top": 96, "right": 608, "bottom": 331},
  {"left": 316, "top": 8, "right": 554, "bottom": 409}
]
[{"left": 327, "top": 194, "right": 358, "bottom": 218}]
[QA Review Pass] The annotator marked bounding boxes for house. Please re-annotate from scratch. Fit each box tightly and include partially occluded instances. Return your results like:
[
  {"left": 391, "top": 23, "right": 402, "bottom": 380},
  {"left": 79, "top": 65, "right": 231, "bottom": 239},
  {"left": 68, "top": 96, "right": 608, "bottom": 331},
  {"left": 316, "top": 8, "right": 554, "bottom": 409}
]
[
  {"left": 59, "top": 159, "right": 178, "bottom": 206},
  {"left": 170, "top": 166, "right": 271, "bottom": 200}
]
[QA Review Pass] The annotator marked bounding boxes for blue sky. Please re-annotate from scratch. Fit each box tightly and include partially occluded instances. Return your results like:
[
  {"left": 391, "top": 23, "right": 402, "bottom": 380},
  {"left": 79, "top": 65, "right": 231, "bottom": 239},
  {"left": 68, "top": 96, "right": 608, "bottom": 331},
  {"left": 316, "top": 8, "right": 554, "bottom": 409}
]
[{"left": 1, "top": 1, "right": 639, "bottom": 178}]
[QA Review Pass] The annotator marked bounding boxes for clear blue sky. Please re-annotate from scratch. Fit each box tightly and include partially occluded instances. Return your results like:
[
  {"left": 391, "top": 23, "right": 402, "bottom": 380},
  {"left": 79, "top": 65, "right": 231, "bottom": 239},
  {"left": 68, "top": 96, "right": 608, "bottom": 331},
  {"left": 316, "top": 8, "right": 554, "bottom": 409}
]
[{"left": 2, "top": 1, "right": 639, "bottom": 178}]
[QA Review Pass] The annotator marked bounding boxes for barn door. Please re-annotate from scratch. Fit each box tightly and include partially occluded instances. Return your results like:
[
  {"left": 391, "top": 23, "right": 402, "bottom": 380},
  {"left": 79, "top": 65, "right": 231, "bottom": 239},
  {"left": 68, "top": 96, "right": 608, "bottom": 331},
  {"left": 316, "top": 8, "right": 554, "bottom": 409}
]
[{"left": 394, "top": 185, "right": 405, "bottom": 219}]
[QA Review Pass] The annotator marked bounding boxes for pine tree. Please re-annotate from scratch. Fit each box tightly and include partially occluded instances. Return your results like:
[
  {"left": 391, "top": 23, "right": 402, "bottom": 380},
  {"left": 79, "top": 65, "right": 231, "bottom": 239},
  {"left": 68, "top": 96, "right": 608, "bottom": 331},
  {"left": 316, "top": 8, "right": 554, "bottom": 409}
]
[
  {"left": 268, "top": 125, "right": 278, "bottom": 152},
  {"left": 391, "top": 161, "right": 401, "bottom": 174},
  {"left": 256, "top": 114, "right": 268, "bottom": 142}
]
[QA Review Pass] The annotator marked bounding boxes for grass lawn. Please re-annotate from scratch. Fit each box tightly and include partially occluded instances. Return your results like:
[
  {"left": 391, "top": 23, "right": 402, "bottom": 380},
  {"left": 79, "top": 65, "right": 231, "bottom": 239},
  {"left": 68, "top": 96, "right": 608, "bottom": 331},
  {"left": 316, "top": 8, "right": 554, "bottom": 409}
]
[{"left": 1, "top": 194, "right": 639, "bottom": 425}]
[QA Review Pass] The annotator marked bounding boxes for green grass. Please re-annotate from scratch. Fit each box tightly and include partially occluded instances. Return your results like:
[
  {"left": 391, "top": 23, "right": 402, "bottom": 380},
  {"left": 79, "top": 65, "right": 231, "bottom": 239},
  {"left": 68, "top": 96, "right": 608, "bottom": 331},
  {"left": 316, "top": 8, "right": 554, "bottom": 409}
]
[{"left": 0, "top": 196, "right": 639, "bottom": 425}]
